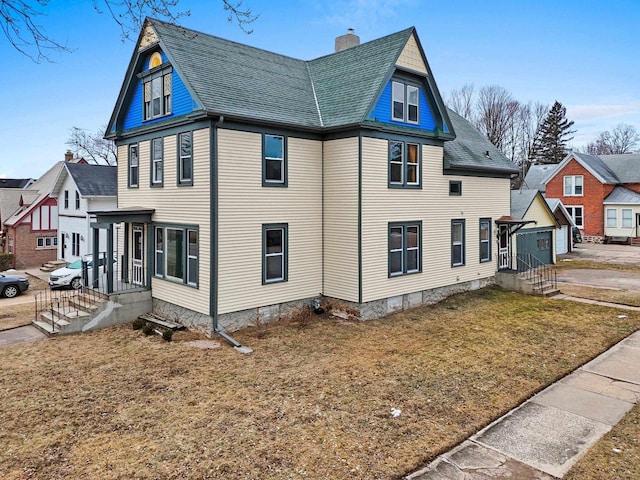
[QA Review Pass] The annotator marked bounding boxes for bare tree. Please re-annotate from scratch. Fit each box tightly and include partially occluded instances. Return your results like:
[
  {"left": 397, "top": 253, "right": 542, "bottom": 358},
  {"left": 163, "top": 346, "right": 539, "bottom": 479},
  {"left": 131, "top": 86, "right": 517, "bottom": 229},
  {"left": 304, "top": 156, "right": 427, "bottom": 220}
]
[
  {"left": 447, "top": 84, "right": 475, "bottom": 121},
  {"left": 66, "top": 126, "right": 117, "bottom": 166},
  {"left": 1, "top": 0, "right": 257, "bottom": 62},
  {"left": 586, "top": 123, "right": 640, "bottom": 155},
  {"left": 474, "top": 85, "right": 520, "bottom": 152}
]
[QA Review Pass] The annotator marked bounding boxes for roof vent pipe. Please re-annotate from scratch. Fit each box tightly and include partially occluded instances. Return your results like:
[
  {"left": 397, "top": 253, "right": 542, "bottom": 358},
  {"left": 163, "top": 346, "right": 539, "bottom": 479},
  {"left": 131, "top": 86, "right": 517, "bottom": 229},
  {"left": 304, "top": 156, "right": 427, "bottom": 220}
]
[{"left": 335, "top": 28, "right": 360, "bottom": 52}]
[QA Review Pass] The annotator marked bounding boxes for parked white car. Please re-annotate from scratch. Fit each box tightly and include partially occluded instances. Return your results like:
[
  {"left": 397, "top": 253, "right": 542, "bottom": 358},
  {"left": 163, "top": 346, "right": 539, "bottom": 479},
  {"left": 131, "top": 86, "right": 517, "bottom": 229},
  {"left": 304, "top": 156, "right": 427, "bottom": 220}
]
[{"left": 48, "top": 255, "right": 114, "bottom": 289}]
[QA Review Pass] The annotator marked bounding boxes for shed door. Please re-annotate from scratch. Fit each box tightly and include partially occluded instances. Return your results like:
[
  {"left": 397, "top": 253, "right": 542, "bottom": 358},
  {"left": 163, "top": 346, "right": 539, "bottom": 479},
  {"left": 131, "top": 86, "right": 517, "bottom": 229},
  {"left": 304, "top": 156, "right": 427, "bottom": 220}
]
[
  {"left": 556, "top": 225, "right": 568, "bottom": 255},
  {"left": 516, "top": 230, "right": 553, "bottom": 265}
]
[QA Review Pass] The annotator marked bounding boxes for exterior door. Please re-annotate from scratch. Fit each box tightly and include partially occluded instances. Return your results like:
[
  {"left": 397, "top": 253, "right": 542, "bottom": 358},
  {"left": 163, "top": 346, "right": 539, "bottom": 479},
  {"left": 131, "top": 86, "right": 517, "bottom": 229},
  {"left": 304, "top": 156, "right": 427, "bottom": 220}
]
[
  {"left": 132, "top": 226, "right": 144, "bottom": 285},
  {"left": 556, "top": 225, "right": 568, "bottom": 255},
  {"left": 498, "top": 226, "right": 510, "bottom": 269}
]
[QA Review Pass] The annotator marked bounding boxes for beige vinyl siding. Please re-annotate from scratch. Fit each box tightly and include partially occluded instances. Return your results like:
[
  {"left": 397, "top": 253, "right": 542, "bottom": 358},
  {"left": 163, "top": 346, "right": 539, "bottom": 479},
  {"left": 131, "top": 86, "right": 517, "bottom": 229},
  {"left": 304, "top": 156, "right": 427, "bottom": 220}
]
[
  {"left": 361, "top": 136, "right": 510, "bottom": 303},
  {"left": 395, "top": 33, "right": 428, "bottom": 74},
  {"left": 323, "top": 137, "right": 360, "bottom": 302},
  {"left": 217, "top": 129, "right": 322, "bottom": 314},
  {"left": 604, "top": 205, "right": 639, "bottom": 237},
  {"left": 118, "top": 128, "right": 211, "bottom": 315}
]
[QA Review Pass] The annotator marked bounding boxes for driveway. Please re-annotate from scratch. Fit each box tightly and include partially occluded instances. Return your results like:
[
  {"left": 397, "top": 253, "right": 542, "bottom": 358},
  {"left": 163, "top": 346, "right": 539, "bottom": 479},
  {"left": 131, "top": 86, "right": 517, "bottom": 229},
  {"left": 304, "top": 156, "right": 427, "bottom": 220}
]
[
  {"left": 564, "top": 242, "right": 640, "bottom": 265},
  {"left": 557, "top": 243, "right": 640, "bottom": 290}
]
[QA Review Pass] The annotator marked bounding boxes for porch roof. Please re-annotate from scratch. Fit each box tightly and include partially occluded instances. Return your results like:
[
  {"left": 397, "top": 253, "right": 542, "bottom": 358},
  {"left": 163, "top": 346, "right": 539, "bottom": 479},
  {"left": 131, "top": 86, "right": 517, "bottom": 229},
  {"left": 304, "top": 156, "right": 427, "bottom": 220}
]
[{"left": 89, "top": 207, "right": 155, "bottom": 224}]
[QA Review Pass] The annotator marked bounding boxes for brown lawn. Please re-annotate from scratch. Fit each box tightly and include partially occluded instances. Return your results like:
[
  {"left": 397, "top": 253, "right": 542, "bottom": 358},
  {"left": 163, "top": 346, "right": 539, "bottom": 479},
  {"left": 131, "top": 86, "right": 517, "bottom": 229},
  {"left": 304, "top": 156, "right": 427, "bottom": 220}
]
[
  {"left": 565, "top": 402, "right": 640, "bottom": 480},
  {"left": 0, "top": 287, "right": 639, "bottom": 479},
  {"left": 559, "top": 283, "right": 640, "bottom": 307},
  {"left": 0, "top": 276, "right": 49, "bottom": 331}
]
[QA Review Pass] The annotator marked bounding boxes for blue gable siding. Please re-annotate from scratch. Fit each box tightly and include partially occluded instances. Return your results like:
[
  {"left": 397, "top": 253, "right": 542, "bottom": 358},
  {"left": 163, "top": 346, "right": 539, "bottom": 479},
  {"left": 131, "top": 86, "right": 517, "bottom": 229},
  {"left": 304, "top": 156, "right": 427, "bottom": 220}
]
[
  {"left": 122, "top": 64, "right": 195, "bottom": 131},
  {"left": 370, "top": 81, "right": 436, "bottom": 131}
]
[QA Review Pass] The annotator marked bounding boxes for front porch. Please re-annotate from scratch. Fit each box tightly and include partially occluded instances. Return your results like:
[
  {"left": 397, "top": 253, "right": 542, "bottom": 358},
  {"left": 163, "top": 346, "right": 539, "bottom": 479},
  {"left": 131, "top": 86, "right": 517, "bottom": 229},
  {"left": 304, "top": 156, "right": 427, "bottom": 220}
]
[{"left": 32, "top": 208, "right": 156, "bottom": 336}]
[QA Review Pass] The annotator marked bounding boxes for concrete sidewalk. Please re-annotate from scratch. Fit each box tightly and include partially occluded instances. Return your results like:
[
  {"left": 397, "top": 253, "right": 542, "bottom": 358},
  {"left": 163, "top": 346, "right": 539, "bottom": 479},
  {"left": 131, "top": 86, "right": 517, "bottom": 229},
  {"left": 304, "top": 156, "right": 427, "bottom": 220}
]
[{"left": 407, "top": 330, "right": 640, "bottom": 479}]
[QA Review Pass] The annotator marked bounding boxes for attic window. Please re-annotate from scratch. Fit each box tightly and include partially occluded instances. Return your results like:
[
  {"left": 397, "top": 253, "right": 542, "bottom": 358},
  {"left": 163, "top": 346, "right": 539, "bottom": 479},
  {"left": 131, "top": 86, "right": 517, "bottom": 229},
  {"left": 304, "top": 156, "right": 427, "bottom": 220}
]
[
  {"left": 149, "top": 52, "right": 163, "bottom": 69},
  {"left": 140, "top": 56, "right": 173, "bottom": 121},
  {"left": 391, "top": 80, "right": 420, "bottom": 124}
]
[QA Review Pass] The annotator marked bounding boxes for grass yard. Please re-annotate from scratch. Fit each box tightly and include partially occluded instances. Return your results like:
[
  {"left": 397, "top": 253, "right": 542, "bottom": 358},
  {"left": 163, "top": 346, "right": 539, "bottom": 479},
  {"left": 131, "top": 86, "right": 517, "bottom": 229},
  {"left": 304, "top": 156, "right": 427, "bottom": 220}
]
[
  {"left": 0, "top": 275, "right": 49, "bottom": 332},
  {"left": 565, "top": 402, "right": 640, "bottom": 480},
  {"left": 559, "top": 283, "right": 640, "bottom": 307},
  {"left": 1, "top": 287, "right": 639, "bottom": 479},
  {"left": 556, "top": 259, "right": 640, "bottom": 274}
]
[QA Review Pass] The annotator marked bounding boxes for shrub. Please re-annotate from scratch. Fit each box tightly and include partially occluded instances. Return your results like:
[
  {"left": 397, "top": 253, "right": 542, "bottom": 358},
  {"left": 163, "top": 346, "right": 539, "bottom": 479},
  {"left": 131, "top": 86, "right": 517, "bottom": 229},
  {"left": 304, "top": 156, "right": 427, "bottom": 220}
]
[
  {"left": 132, "top": 318, "right": 146, "bottom": 330},
  {"left": 0, "top": 253, "right": 14, "bottom": 272},
  {"left": 142, "top": 324, "right": 155, "bottom": 336},
  {"left": 162, "top": 330, "right": 173, "bottom": 342}
]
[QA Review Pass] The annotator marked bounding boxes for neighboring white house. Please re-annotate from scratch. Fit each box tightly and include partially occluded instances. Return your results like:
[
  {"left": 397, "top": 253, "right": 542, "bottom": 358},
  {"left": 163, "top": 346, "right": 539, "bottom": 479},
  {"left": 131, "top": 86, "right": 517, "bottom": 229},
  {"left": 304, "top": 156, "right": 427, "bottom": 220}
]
[{"left": 51, "top": 163, "right": 117, "bottom": 263}]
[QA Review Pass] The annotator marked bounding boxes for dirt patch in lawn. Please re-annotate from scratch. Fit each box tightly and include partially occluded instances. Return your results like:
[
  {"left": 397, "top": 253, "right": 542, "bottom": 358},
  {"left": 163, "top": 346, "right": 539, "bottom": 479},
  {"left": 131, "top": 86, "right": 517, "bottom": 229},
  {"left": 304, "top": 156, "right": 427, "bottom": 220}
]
[
  {"left": 1, "top": 287, "right": 639, "bottom": 479},
  {"left": 565, "top": 402, "right": 640, "bottom": 480}
]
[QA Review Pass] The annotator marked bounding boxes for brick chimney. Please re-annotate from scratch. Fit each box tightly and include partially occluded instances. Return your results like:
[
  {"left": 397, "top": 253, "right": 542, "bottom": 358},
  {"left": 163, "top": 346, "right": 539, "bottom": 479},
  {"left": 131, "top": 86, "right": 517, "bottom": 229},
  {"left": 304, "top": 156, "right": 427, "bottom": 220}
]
[
  {"left": 335, "top": 28, "right": 360, "bottom": 52},
  {"left": 64, "top": 150, "right": 74, "bottom": 162}
]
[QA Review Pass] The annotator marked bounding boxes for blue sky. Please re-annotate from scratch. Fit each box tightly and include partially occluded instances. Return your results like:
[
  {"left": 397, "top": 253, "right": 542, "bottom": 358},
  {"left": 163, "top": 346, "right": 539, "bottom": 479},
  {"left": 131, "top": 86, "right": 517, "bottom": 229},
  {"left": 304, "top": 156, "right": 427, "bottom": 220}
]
[{"left": 1, "top": 0, "right": 639, "bottom": 179}]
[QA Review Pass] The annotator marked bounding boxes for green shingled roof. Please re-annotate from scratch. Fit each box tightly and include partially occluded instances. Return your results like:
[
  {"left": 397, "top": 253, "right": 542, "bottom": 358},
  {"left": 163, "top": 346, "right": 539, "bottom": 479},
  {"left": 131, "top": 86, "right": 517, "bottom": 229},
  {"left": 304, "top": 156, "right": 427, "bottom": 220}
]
[
  {"left": 149, "top": 19, "right": 416, "bottom": 129},
  {"left": 307, "top": 28, "right": 413, "bottom": 127},
  {"left": 444, "top": 109, "right": 519, "bottom": 174}
]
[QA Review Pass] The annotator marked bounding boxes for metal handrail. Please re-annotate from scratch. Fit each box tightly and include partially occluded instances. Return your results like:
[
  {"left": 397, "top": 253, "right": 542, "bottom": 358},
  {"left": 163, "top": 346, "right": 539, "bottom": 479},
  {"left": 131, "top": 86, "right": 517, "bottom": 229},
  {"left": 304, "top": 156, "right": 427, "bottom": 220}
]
[{"left": 516, "top": 253, "right": 557, "bottom": 292}]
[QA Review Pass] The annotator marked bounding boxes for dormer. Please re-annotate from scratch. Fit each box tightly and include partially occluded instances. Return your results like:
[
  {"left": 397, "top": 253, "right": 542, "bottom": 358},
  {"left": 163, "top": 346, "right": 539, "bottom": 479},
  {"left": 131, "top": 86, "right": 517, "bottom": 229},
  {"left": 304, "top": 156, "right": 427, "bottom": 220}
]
[{"left": 139, "top": 50, "right": 173, "bottom": 121}]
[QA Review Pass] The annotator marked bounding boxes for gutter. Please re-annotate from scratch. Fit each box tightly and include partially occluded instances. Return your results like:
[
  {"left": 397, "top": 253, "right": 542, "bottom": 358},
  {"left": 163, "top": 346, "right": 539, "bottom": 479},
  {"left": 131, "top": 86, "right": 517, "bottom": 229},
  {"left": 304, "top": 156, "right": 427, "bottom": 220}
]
[{"left": 209, "top": 114, "right": 253, "bottom": 354}]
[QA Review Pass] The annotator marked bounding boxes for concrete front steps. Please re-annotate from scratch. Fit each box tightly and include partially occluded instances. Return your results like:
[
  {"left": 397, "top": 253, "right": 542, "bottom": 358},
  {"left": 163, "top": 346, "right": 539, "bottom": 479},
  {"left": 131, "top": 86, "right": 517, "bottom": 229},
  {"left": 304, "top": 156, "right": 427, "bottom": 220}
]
[
  {"left": 33, "top": 290, "right": 109, "bottom": 335},
  {"left": 496, "top": 270, "right": 560, "bottom": 297},
  {"left": 32, "top": 289, "right": 153, "bottom": 336},
  {"left": 39, "top": 260, "right": 66, "bottom": 273}
]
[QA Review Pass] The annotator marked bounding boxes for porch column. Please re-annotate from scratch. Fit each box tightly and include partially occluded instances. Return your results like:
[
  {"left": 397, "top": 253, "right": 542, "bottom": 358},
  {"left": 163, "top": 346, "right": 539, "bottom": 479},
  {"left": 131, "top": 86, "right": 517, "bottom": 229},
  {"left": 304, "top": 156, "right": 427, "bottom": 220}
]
[
  {"left": 92, "top": 227, "right": 100, "bottom": 288},
  {"left": 123, "top": 223, "right": 129, "bottom": 283},
  {"left": 106, "top": 223, "right": 114, "bottom": 294}
]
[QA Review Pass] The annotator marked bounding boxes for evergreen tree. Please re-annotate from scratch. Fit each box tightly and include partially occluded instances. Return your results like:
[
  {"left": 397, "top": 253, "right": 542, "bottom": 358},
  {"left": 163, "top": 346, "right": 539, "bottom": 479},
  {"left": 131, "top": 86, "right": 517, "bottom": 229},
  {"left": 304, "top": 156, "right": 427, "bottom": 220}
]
[{"left": 529, "top": 101, "right": 575, "bottom": 164}]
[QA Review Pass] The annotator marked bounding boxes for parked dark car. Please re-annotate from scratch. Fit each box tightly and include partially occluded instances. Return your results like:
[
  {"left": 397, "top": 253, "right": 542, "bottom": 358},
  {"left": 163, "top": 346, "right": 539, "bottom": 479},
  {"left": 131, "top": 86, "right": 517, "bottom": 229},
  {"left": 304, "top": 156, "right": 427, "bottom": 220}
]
[
  {"left": 0, "top": 273, "right": 29, "bottom": 298},
  {"left": 572, "top": 226, "right": 582, "bottom": 244}
]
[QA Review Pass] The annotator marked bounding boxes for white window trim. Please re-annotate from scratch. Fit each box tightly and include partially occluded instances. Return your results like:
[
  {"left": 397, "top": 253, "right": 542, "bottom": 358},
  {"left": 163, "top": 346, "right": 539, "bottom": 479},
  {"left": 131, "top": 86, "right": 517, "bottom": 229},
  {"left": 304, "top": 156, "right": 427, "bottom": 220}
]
[
  {"left": 178, "top": 132, "right": 193, "bottom": 184},
  {"left": 622, "top": 208, "right": 633, "bottom": 228},
  {"left": 567, "top": 206, "right": 584, "bottom": 228},
  {"left": 152, "top": 138, "right": 163, "bottom": 185},
  {"left": 406, "top": 85, "right": 419, "bottom": 124},
  {"left": 563, "top": 175, "right": 584, "bottom": 196},
  {"left": 391, "top": 81, "right": 405, "bottom": 122},
  {"left": 606, "top": 208, "right": 618, "bottom": 228},
  {"left": 187, "top": 229, "right": 198, "bottom": 286}
]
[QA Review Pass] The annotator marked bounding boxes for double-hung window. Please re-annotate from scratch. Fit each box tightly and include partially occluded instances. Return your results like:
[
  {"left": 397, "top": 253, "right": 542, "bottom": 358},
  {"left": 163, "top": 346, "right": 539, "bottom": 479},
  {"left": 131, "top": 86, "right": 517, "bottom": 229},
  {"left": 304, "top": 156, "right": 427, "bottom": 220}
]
[
  {"left": 263, "top": 224, "right": 288, "bottom": 283},
  {"left": 389, "top": 141, "right": 420, "bottom": 187},
  {"left": 178, "top": 132, "right": 193, "bottom": 185},
  {"left": 391, "top": 81, "right": 420, "bottom": 124},
  {"left": 606, "top": 208, "right": 617, "bottom": 228},
  {"left": 566, "top": 206, "right": 584, "bottom": 228},
  {"left": 622, "top": 209, "right": 633, "bottom": 228},
  {"left": 263, "top": 134, "right": 286, "bottom": 186},
  {"left": 151, "top": 138, "right": 163, "bottom": 186},
  {"left": 479, "top": 218, "right": 491, "bottom": 262},
  {"left": 451, "top": 219, "right": 466, "bottom": 267},
  {"left": 75, "top": 191, "right": 80, "bottom": 210},
  {"left": 154, "top": 225, "right": 198, "bottom": 287},
  {"left": 389, "top": 222, "right": 421, "bottom": 276},
  {"left": 129, "top": 144, "right": 139, "bottom": 188},
  {"left": 143, "top": 69, "right": 172, "bottom": 120},
  {"left": 563, "top": 175, "right": 583, "bottom": 196},
  {"left": 64, "top": 190, "right": 69, "bottom": 209}
]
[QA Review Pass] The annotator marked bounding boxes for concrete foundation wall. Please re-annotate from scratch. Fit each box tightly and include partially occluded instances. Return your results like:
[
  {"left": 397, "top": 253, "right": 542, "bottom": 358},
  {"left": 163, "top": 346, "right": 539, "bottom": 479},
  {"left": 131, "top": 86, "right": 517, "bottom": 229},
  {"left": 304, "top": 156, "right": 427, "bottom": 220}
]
[
  {"left": 495, "top": 271, "right": 535, "bottom": 296},
  {"left": 327, "top": 277, "right": 495, "bottom": 321},
  {"left": 82, "top": 290, "right": 152, "bottom": 332}
]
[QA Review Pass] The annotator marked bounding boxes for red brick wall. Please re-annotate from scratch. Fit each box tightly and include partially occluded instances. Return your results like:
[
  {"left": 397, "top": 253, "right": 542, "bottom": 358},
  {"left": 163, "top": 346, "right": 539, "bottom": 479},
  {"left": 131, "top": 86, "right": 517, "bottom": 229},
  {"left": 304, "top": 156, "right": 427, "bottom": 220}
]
[
  {"left": 625, "top": 183, "right": 640, "bottom": 194},
  {"left": 545, "top": 158, "right": 608, "bottom": 237},
  {"left": 12, "top": 225, "right": 57, "bottom": 269}
]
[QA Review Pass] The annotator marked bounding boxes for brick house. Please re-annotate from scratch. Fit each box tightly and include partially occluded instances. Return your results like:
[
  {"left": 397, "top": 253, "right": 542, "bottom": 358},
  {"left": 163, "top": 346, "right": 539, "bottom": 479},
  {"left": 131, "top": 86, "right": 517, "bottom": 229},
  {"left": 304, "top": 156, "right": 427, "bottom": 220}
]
[
  {"left": 541, "top": 152, "right": 640, "bottom": 242},
  {"left": 2, "top": 155, "right": 87, "bottom": 268}
]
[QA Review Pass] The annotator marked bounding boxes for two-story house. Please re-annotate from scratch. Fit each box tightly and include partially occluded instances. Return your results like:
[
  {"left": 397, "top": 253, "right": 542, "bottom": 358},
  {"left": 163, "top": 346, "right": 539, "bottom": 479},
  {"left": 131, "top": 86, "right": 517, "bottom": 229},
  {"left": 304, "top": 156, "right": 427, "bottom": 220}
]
[
  {"left": 51, "top": 163, "right": 117, "bottom": 263},
  {"left": 93, "top": 19, "right": 518, "bottom": 336},
  {"left": 540, "top": 152, "right": 640, "bottom": 243}
]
